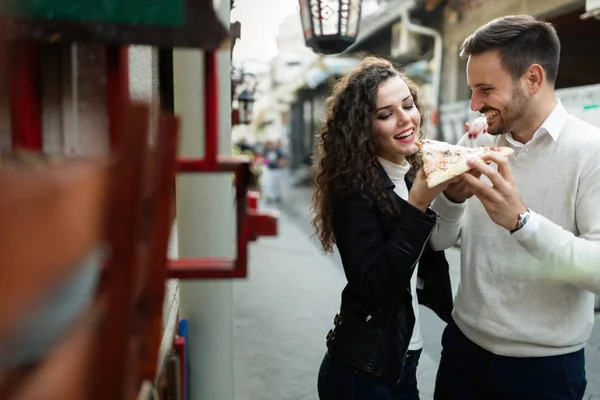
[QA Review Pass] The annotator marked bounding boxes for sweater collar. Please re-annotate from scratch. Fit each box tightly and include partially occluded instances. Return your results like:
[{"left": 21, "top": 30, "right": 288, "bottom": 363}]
[
  {"left": 504, "top": 99, "right": 567, "bottom": 147},
  {"left": 377, "top": 156, "right": 410, "bottom": 181}
]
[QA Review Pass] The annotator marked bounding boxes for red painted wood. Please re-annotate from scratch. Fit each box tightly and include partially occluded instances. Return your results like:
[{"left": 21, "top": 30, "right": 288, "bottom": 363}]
[
  {"left": 93, "top": 104, "right": 149, "bottom": 400},
  {"left": 106, "top": 45, "right": 130, "bottom": 150},
  {"left": 138, "top": 113, "right": 180, "bottom": 382},
  {"left": 204, "top": 50, "right": 218, "bottom": 166},
  {"left": 168, "top": 52, "right": 279, "bottom": 280},
  {"left": 173, "top": 336, "right": 186, "bottom": 400},
  {"left": 247, "top": 191, "right": 259, "bottom": 211},
  {"left": 9, "top": 41, "right": 42, "bottom": 151}
]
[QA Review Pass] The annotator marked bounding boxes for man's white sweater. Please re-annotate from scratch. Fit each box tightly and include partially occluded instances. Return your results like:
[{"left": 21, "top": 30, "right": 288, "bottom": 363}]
[{"left": 430, "top": 101, "right": 600, "bottom": 357}]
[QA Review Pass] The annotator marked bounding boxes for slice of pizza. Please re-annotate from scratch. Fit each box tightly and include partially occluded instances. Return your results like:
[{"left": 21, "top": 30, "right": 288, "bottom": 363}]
[{"left": 415, "top": 139, "right": 514, "bottom": 188}]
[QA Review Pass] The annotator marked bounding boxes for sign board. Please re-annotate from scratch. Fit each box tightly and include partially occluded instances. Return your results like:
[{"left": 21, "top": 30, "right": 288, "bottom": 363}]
[
  {"left": 0, "top": 0, "right": 227, "bottom": 49},
  {"left": 1, "top": 0, "right": 185, "bottom": 26}
]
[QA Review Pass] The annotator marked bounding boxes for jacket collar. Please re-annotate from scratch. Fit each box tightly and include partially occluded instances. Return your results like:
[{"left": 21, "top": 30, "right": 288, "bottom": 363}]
[
  {"left": 376, "top": 161, "right": 413, "bottom": 190},
  {"left": 377, "top": 162, "right": 394, "bottom": 188}
]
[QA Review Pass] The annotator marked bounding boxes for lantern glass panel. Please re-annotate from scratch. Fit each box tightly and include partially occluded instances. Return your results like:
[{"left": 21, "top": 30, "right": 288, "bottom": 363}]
[
  {"left": 317, "top": 0, "right": 340, "bottom": 36},
  {"left": 347, "top": 0, "right": 361, "bottom": 38},
  {"left": 246, "top": 101, "right": 254, "bottom": 123},
  {"left": 239, "top": 104, "right": 248, "bottom": 125},
  {"left": 300, "top": 0, "right": 363, "bottom": 54},
  {"left": 299, "top": 0, "right": 313, "bottom": 40},
  {"left": 238, "top": 97, "right": 254, "bottom": 125},
  {"left": 340, "top": 0, "right": 349, "bottom": 36},
  {"left": 309, "top": 0, "right": 322, "bottom": 36}
]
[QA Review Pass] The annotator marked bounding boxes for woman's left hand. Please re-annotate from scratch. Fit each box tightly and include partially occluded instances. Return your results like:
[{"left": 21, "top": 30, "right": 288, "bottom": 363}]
[{"left": 407, "top": 170, "right": 453, "bottom": 211}]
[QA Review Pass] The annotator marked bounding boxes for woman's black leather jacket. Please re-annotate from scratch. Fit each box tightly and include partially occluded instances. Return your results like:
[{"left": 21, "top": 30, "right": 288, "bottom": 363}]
[{"left": 325, "top": 165, "right": 453, "bottom": 386}]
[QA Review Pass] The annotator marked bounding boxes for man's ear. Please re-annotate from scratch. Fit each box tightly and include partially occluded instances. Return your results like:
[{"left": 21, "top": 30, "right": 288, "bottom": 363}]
[{"left": 525, "top": 64, "right": 544, "bottom": 94}]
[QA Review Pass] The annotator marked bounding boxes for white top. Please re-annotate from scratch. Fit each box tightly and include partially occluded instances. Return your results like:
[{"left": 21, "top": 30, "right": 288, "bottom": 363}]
[
  {"left": 430, "top": 100, "right": 600, "bottom": 357},
  {"left": 378, "top": 157, "right": 423, "bottom": 351}
]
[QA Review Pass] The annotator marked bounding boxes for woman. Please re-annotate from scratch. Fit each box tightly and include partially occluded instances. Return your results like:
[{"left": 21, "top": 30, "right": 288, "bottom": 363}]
[{"left": 311, "top": 56, "right": 454, "bottom": 399}]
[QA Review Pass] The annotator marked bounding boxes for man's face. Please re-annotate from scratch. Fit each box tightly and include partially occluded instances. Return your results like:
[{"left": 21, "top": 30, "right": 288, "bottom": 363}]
[{"left": 466, "top": 50, "right": 531, "bottom": 135}]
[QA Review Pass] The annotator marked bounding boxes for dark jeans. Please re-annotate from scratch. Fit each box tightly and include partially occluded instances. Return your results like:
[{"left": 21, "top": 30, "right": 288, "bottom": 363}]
[
  {"left": 317, "top": 349, "right": 422, "bottom": 400},
  {"left": 434, "top": 320, "right": 587, "bottom": 400}
]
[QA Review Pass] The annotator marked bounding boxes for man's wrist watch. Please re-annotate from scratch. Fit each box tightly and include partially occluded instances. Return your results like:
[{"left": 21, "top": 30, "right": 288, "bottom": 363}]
[{"left": 511, "top": 209, "right": 531, "bottom": 233}]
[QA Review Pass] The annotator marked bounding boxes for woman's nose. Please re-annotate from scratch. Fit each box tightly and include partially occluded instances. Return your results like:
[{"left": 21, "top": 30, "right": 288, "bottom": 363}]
[{"left": 397, "top": 109, "right": 411, "bottom": 125}]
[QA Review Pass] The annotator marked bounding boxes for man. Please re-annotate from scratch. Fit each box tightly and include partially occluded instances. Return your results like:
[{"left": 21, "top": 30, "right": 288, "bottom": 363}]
[{"left": 430, "top": 15, "right": 600, "bottom": 399}]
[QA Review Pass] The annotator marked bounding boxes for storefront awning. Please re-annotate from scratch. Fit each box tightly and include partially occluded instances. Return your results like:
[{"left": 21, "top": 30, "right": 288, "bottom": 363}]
[
  {"left": 273, "top": 55, "right": 361, "bottom": 103},
  {"left": 302, "top": 56, "right": 361, "bottom": 89}
]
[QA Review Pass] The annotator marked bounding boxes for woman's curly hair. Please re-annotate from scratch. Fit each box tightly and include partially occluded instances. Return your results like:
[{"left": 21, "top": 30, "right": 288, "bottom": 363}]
[{"left": 311, "top": 56, "right": 427, "bottom": 254}]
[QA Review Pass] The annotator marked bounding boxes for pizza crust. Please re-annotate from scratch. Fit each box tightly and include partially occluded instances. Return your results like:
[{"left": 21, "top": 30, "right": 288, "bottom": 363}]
[{"left": 425, "top": 160, "right": 472, "bottom": 188}]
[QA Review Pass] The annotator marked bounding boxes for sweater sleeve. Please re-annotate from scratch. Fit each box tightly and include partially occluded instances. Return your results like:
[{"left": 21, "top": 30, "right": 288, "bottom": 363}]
[
  {"left": 429, "top": 192, "right": 465, "bottom": 251},
  {"left": 429, "top": 133, "right": 471, "bottom": 251},
  {"left": 512, "top": 163, "right": 600, "bottom": 294}
]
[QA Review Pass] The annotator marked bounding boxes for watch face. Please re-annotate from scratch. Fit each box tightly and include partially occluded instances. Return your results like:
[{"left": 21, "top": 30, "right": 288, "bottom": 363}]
[{"left": 515, "top": 211, "right": 530, "bottom": 231}]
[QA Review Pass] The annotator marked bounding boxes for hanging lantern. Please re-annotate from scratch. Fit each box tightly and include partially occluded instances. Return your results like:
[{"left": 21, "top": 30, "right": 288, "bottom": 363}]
[
  {"left": 299, "top": 0, "right": 363, "bottom": 55},
  {"left": 237, "top": 89, "right": 255, "bottom": 125}
]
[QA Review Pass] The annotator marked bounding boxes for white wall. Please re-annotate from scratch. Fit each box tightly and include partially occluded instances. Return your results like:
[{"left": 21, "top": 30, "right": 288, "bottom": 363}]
[{"left": 175, "top": 0, "right": 237, "bottom": 398}]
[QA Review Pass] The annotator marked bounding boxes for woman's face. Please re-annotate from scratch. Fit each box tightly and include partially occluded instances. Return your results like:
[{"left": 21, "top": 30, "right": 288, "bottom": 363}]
[{"left": 373, "top": 76, "right": 421, "bottom": 165}]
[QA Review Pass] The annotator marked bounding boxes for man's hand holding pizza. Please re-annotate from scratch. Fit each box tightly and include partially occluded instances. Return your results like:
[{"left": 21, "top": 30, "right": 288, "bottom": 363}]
[
  {"left": 443, "top": 170, "right": 482, "bottom": 203},
  {"left": 461, "top": 152, "right": 527, "bottom": 231}
]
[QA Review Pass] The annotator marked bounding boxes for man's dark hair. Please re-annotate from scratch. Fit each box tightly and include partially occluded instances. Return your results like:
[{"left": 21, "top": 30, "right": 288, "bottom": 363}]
[{"left": 459, "top": 15, "right": 561, "bottom": 83}]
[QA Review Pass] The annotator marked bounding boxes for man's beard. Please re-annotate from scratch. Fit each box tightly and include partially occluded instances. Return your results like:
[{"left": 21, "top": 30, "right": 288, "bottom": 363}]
[{"left": 484, "top": 85, "right": 529, "bottom": 136}]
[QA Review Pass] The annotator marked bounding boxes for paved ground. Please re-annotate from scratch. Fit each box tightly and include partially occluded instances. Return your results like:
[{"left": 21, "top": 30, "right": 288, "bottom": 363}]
[{"left": 233, "top": 185, "right": 600, "bottom": 400}]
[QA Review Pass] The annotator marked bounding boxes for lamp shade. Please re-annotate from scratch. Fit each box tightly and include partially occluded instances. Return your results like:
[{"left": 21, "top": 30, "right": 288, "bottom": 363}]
[
  {"left": 299, "top": 0, "right": 362, "bottom": 55},
  {"left": 237, "top": 89, "right": 255, "bottom": 125}
]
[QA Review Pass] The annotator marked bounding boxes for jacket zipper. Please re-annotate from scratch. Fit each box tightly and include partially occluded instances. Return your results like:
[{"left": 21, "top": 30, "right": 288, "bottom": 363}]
[
  {"left": 398, "top": 213, "right": 439, "bottom": 385},
  {"left": 406, "top": 213, "right": 438, "bottom": 294},
  {"left": 412, "top": 214, "right": 438, "bottom": 269}
]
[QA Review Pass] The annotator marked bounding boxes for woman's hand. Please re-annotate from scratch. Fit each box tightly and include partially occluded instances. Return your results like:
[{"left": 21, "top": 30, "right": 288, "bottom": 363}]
[{"left": 407, "top": 169, "right": 453, "bottom": 212}]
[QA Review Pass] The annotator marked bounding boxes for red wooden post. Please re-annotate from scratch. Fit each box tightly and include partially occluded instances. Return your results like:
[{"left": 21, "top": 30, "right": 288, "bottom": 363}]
[
  {"left": 10, "top": 42, "right": 42, "bottom": 151},
  {"left": 106, "top": 46, "right": 130, "bottom": 150}
]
